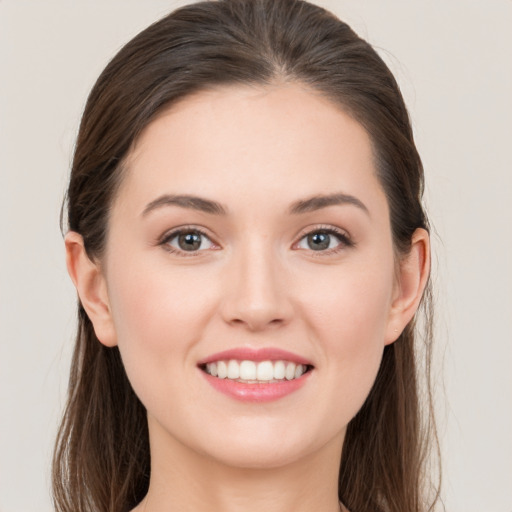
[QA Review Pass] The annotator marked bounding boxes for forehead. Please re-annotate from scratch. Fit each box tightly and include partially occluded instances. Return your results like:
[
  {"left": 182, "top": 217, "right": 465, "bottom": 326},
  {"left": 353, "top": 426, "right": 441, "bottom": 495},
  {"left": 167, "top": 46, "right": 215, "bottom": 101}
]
[{"left": 116, "top": 83, "right": 387, "bottom": 218}]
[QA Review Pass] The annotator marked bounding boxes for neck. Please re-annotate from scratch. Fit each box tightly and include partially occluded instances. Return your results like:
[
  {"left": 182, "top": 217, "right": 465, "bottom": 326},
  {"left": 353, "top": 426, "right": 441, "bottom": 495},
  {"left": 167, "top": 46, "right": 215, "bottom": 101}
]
[{"left": 135, "top": 418, "right": 344, "bottom": 512}]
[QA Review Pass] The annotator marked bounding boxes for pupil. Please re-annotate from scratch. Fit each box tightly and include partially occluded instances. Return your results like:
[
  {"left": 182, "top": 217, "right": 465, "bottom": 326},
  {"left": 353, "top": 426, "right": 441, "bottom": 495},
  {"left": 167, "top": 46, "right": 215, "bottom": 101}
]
[
  {"left": 308, "top": 232, "right": 330, "bottom": 250},
  {"left": 179, "top": 232, "right": 201, "bottom": 251}
]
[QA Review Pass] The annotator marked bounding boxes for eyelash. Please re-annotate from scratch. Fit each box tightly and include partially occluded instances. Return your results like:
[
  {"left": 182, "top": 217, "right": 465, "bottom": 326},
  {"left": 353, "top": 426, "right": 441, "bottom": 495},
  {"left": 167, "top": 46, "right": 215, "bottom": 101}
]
[{"left": 159, "top": 224, "right": 354, "bottom": 257}]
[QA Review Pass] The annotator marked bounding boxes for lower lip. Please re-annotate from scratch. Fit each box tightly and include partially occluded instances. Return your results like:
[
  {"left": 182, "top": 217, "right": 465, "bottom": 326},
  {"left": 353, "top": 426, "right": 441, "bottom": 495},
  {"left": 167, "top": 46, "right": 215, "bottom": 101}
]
[{"left": 200, "top": 370, "right": 311, "bottom": 403}]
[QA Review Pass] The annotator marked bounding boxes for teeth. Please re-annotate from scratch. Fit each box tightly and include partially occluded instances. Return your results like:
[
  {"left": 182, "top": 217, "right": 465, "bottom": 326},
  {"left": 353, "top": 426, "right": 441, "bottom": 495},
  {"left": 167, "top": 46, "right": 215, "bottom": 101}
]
[
  {"left": 217, "top": 361, "right": 227, "bottom": 379},
  {"left": 257, "top": 361, "right": 274, "bottom": 381},
  {"left": 204, "top": 360, "right": 308, "bottom": 382},
  {"left": 240, "top": 360, "right": 256, "bottom": 380},
  {"left": 274, "top": 360, "right": 285, "bottom": 379},
  {"left": 227, "top": 360, "right": 240, "bottom": 379}
]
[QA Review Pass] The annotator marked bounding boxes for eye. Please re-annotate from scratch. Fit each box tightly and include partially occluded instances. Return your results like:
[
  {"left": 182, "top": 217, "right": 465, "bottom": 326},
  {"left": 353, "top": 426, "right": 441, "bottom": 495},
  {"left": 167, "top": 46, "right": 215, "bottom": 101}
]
[
  {"left": 161, "top": 228, "right": 216, "bottom": 254},
  {"left": 295, "top": 228, "right": 353, "bottom": 253}
]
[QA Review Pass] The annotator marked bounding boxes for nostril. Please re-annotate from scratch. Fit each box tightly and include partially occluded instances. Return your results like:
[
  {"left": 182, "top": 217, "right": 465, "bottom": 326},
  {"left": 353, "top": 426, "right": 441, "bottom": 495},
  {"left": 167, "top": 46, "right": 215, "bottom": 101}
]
[{"left": 227, "top": 315, "right": 286, "bottom": 331}]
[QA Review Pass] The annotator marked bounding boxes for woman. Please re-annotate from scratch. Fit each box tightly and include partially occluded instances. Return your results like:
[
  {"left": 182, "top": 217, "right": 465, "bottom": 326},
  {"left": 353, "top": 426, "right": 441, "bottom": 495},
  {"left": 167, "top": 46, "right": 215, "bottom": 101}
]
[{"left": 53, "top": 0, "right": 440, "bottom": 511}]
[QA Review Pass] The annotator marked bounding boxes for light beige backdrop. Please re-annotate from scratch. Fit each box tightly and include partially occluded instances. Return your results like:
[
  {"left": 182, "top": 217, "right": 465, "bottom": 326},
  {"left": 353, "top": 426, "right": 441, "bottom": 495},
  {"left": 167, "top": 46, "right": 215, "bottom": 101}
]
[{"left": 1, "top": 1, "right": 511, "bottom": 511}]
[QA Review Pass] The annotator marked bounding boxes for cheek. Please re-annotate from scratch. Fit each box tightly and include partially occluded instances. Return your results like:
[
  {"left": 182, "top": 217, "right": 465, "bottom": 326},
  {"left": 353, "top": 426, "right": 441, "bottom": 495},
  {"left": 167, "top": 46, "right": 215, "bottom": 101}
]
[
  {"left": 297, "top": 259, "right": 394, "bottom": 416},
  {"left": 104, "top": 253, "right": 217, "bottom": 389},
  {"left": 302, "top": 260, "right": 394, "bottom": 349},
  {"left": 108, "top": 249, "right": 213, "bottom": 334}
]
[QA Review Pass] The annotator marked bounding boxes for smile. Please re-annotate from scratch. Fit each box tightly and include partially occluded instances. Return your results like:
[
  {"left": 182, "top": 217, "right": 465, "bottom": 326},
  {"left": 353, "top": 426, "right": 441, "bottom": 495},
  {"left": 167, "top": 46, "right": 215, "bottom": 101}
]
[
  {"left": 202, "top": 359, "right": 311, "bottom": 382},
  {"left": 198, "top": 348, "right": 314, "bottom": 402}
]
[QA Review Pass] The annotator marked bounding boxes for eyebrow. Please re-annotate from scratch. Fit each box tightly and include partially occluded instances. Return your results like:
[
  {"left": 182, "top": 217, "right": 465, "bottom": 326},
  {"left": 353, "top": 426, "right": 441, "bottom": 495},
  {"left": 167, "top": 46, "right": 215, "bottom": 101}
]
[
  {"left": 288, "top": 192, "right": 369, "bottom": 216},
  {"left": 142, "top": 194, "right": 228, "bottom": 216},
  {"left": 142, "top": 192, "right": 369, "bottom": 217}
]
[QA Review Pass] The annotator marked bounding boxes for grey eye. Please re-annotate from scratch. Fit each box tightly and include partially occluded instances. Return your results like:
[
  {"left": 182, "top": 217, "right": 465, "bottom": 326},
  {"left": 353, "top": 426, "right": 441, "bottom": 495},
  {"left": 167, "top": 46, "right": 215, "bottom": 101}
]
[
  {"left": 297, "top": 231, "right": 342, "bottom": 251},
  {"left": 307, "top": 232, "right": 331, "bottom": 250}
]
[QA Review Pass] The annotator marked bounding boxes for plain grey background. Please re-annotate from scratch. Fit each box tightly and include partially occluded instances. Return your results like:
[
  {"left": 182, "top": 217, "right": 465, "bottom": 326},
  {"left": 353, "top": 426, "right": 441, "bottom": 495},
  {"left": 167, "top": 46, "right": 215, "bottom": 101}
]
[{"left": 1, "top": 1, "right": 511, "bottom": 511}]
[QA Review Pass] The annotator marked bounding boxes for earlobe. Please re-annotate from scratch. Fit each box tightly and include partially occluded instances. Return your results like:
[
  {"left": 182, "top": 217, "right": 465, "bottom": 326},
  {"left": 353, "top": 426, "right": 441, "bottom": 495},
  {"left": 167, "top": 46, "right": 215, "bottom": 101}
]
[
  {"left": 385, "top": 228, "right": 430, "bottom": 345},
  {"left": 65, "top": 231, "right": 117, "bottom": 347}
]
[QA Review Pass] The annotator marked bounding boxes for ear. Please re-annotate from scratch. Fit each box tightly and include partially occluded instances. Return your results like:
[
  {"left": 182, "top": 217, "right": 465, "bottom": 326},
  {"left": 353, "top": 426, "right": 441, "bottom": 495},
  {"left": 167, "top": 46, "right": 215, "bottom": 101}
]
[
  {"left": 385, "top": 228, "right": 430, "bottom": 345},
  {"left": 65, "top": 231, "right": 117, "bottom": 347}
]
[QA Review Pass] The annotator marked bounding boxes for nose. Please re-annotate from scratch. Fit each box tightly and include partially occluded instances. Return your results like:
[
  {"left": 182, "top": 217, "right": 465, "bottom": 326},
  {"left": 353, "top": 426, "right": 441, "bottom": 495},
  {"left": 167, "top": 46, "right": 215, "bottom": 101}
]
[{"left": 220, "top": 240, "right": 293, "bottom": 332}]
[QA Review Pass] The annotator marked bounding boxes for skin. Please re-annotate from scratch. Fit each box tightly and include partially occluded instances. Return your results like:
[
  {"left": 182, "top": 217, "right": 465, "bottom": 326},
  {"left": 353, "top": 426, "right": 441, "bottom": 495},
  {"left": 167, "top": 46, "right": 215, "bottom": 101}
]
[{"left": 66, "top": 83, "right": 430, "bottom": 512}]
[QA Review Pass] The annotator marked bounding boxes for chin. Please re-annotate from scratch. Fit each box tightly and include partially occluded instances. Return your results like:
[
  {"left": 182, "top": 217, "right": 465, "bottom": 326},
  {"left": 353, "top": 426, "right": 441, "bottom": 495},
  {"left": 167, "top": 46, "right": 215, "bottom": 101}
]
[
  {"left": 204, "top": 439, "right": 310, "bottom": 470},
  {"left": 193, "top": 417, "right": 340, "bottom": 471}
]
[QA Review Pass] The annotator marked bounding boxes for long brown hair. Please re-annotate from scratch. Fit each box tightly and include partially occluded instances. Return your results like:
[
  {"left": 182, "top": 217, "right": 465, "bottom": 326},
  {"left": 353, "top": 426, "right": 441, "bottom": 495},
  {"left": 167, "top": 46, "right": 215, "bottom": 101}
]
[{"left": 53, "top": 1, "right": 441, "bottom": 511}]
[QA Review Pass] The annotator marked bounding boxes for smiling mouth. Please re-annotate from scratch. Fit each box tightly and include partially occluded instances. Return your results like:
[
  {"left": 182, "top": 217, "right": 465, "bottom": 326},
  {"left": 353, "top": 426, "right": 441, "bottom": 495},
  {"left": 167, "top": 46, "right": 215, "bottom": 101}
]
[{"left": 199, "top": 359, "right": 314, "bottom": 383}]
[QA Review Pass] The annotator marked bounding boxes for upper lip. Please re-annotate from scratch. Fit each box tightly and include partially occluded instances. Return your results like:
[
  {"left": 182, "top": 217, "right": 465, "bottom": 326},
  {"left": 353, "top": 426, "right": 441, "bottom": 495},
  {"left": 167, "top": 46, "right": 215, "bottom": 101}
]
[{"left": 197, "top": 347, "right": 313, "bottom": 367}]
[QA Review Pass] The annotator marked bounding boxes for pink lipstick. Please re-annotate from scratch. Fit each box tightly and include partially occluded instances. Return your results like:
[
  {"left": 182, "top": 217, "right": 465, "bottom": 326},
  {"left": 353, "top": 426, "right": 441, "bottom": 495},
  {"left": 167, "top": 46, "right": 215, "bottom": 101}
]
[
  {"left": 197, "top": 347, "right": 312, "bottom": 366},
  {"left": 198, "top": 347, "right": 313, "bottom": 403}
]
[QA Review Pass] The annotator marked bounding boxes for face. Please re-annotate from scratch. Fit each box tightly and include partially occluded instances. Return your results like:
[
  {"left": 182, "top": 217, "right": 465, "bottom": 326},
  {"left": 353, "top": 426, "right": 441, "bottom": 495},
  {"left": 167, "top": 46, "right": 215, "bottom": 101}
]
[{"left": 96, "top": 84, "right": 404, "bottom": 469}]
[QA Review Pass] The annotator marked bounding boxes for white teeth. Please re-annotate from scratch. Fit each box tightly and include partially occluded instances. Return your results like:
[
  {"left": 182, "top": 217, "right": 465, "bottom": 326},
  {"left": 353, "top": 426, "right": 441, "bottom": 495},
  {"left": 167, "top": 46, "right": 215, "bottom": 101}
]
[
  {"left": 240, "top": 360, "right": 256, "bottom": 380},
  {"left": 204, "top": 359, "right": 309, "bottom": 382},
  {"left": 217, "top": 361, "right": 227, "bottom": 379},
  {"left": 256, "top": 361, "right": 274, "bottom": 381},
  {"left": 285, "top": 362, "right": 296, "bottom": 380},
  {"left": 274, "top": 360, "right": 286, "bottom": 379},
  {"left": 227, "top": 360, "right": 240, "bottom": 379}
]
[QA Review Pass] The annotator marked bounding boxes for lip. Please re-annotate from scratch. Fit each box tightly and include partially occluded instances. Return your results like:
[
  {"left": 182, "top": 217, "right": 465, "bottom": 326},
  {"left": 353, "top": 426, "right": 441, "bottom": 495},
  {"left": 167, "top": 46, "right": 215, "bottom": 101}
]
[
  {"left": 200, "top": 369, "right": 312, "bottom": 403},
  {"left": 197, "top": 347, "right": 314, "bottom": 403},
  {"left": 197, "top": 347, "right": 313, "bottom": 366}
]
